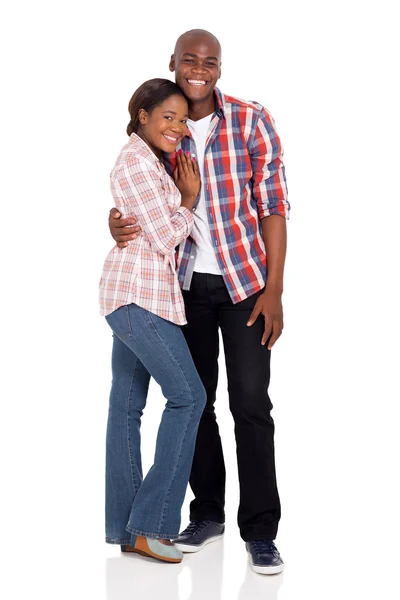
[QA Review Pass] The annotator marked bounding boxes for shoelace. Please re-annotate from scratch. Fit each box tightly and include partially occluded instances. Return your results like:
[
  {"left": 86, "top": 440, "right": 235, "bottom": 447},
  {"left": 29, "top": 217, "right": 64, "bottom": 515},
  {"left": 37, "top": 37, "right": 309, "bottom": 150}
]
[
  {"left": 181, "top": 520, "right": 211, "bottom": 535},
  {"left": 250, "top": 540, "right": 277, "bottom": 554}
]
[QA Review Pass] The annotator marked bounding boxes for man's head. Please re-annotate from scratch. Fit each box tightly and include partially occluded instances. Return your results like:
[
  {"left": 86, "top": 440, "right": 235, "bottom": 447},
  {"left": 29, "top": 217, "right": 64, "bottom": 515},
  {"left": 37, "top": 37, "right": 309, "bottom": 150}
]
[{"left": 169, "top": 29, "right": 221, "bottom": 104}]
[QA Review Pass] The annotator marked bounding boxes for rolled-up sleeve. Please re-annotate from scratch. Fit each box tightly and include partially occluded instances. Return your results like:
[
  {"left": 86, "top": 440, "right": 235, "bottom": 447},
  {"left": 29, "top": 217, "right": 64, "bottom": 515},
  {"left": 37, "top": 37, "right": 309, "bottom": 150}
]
[
  {"left": 114, "top": 157, "right": 194, "bottom": 256},
  {"left": 248, "top": 108, "right": 290, "bottom": 220}
]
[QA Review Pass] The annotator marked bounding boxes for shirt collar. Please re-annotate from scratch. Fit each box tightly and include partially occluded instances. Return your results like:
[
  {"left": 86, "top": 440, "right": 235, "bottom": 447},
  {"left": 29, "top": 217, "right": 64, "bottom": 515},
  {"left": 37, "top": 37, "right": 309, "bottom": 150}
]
[
  {"left": 129, "top": 132, "right": 163, "bottom": 166},
  {"left": 213, "top": 88, "right": 225, "bottom": 119},
  {"left": 184, "top": 88, "right": 225, "bottom": 140}
]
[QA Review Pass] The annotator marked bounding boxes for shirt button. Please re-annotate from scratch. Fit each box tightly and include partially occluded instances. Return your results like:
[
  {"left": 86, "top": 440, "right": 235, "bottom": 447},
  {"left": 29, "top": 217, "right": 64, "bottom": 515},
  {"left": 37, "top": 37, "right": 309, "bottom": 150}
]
[
  {"left": 192, "top": 207, "right": 196, "bottom": 212},
  {"left": 190, "top": 255, "right": 195, "bottom": 259}
]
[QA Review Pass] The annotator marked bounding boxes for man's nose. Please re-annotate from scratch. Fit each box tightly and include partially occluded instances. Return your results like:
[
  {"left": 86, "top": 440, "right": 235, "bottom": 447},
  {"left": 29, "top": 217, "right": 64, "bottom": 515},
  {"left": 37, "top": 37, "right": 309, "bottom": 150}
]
[{"left": 191, "top": 64, "right": 207, "bottom": 76}]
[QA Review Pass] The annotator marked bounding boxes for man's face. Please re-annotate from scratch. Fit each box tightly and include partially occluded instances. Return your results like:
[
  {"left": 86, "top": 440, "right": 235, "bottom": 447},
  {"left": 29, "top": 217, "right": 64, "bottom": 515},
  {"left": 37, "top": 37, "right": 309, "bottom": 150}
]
[{"left": 169, "top": 34, "right": 221, "bottom": 103}]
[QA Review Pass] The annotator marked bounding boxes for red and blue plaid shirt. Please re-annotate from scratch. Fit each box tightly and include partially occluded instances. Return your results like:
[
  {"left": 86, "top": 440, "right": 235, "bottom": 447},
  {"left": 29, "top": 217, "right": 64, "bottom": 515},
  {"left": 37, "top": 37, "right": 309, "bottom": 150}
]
[{"left": 163, "top": 88, "right": 290, "bottom": 304}]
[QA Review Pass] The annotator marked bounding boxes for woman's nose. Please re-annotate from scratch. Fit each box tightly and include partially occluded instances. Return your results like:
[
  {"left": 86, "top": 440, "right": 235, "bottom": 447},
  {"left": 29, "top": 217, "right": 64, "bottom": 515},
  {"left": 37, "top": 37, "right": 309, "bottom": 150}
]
[{"left": 170, "top": 123, "right": 183, "bottom": 134}]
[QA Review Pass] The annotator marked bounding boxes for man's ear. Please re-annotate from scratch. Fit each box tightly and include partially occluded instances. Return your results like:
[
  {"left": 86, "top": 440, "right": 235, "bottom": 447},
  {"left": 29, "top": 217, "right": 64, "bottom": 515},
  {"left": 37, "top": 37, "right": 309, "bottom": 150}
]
[
  {"left": 169, "top": 54, "right": 175, "bottom": 72},
  {"left": 138, "top": 108, "right": 148, "bottom": 125}
]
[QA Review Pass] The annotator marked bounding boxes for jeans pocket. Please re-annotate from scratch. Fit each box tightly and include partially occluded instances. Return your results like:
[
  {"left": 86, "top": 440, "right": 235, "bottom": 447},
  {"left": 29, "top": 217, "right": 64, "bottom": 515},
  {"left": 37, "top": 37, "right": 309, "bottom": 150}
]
[{"left": 105, "top": 305, "right": 133, "bottom": 341}]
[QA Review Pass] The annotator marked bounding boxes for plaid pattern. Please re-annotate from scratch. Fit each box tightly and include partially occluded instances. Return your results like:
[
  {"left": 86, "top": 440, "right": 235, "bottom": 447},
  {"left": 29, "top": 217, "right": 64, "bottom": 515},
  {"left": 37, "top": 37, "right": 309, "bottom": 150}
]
[
  {"left": 163, "top": 88, "right": 290, "bottom": 304},
  {"left": 99, "top": 134, "right": 194, "bottom": 325}
]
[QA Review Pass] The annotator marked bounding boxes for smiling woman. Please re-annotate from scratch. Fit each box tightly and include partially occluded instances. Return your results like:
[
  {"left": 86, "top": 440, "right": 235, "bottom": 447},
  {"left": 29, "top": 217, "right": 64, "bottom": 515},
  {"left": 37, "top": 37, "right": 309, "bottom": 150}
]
[
  {"left": 99, "top": 77, "right": 206, "bottom": 565},
  {"left": 126, "top": 78, "right": 189, "bottom": 158}
]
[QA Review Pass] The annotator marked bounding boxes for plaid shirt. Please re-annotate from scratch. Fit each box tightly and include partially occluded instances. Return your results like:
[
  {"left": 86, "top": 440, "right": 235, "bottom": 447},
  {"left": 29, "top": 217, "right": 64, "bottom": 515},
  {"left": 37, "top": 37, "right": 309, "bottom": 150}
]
[
  {"left": 163, "top": 88, "right": 290, "bottom": 304},
  {"left": 99, "top": 134, "right": 194, "bottom": 325}
]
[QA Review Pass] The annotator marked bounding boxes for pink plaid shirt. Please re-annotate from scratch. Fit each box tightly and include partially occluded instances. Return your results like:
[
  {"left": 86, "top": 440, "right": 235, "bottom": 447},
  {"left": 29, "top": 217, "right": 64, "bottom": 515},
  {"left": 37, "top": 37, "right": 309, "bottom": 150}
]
[{"left": 99, "top": 134, "right": 194, "bottom": 325}]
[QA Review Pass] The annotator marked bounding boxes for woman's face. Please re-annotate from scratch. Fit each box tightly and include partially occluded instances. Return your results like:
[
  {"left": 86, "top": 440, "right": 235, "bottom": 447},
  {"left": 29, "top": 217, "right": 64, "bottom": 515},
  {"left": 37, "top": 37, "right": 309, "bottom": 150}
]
[{"left": 138, "top": 94, "right": 188, "bottom": 157}]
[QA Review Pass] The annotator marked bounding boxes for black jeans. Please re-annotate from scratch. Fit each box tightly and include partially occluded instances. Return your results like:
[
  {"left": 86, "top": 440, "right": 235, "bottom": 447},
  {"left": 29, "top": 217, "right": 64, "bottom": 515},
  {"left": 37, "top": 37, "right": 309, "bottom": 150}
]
[{"left": 182, "top": 273, "right": 281, "bottom": 541}]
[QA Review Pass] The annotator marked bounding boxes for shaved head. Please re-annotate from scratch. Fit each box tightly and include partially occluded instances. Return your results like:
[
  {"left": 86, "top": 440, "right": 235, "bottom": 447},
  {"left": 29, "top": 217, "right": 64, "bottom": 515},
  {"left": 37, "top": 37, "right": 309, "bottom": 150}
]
[{"left": 174, "top": 29, "right": 221, "bottom": 59}]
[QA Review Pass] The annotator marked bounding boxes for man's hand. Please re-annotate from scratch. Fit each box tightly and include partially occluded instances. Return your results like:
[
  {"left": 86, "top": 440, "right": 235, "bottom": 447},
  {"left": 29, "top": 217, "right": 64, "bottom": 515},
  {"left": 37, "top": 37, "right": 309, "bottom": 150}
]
[
  {"left": 246, "top": 288, "right": 284, "bottom": 349},
  {"left": 109, "top": 208, "right": 141, "bottom": 248}
]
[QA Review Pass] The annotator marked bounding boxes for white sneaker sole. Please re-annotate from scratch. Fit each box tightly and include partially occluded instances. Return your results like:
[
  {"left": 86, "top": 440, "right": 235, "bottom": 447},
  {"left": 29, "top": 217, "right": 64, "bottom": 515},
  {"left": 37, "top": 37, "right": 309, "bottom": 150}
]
[
  {"left": 250, "top": 561, "right": 284, "bottom": 575},
  {"left": 174, "top": 533, "right": 224, "bottom": 553}
]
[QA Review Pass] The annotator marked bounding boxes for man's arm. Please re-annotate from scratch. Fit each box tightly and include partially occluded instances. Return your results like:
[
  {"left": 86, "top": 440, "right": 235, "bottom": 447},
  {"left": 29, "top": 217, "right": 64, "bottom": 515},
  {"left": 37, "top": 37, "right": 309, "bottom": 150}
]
[
  {"left": 247, "top": 215, "right": 287, "bottom": 348},
  {"left": 246, "top": 107, "right": 290, "bottom": 348},
  {"left": 109, "top": 208, "right": 141, "bottom": 249}
]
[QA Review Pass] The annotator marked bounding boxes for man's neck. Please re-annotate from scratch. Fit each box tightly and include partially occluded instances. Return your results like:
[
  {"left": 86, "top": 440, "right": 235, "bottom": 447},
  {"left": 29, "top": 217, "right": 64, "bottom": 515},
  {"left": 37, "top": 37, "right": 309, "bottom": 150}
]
[{"left": 188, "top": 96, "right": 215, "bottom": 122}]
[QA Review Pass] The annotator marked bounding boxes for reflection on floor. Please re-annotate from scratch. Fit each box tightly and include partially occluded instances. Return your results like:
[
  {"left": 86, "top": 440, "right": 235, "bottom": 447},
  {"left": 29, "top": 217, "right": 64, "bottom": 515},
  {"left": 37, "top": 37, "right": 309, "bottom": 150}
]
[{"left": 106, "top": 537, "right": 283, "bottom": 600}]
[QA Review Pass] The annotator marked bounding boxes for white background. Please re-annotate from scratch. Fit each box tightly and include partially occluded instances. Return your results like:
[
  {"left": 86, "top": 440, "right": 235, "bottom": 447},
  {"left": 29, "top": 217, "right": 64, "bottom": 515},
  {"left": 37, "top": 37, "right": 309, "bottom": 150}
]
[{"left": 1, "top": 1, "right": 399, "bottom": 599}]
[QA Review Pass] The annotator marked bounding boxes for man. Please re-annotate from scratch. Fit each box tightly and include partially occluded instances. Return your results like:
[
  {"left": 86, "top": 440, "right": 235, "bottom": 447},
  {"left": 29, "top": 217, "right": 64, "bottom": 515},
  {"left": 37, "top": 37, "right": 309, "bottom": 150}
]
[{"left": 109, "top": 29, "right": 289, "bottom": 575}]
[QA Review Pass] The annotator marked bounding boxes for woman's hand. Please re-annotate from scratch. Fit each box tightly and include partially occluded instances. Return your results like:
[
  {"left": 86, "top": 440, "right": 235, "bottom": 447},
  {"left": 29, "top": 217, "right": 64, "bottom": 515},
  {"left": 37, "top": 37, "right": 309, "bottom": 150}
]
[{"left": 173, "top": 151, "right": 200, "bottom": 210}]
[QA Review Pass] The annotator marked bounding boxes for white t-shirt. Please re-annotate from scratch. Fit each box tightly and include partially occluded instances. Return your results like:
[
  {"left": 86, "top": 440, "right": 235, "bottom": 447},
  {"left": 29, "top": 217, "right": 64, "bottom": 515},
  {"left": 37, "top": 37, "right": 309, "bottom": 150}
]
[{"left": 188, "top": 114, "right": 222, "bottom": 275}]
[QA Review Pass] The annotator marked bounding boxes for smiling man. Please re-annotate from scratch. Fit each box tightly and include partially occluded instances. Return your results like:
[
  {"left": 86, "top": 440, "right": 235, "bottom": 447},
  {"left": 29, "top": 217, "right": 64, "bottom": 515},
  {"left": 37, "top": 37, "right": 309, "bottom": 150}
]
[{"left": 109, "top": 29, "right": 290, "bottom": 575}]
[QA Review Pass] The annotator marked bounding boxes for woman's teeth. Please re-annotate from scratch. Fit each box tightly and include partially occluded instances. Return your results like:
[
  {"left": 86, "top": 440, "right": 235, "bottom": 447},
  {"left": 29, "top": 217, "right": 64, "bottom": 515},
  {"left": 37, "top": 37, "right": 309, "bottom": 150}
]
[{"left": 163, "top": 134, "right": 179, "bottom": 142}]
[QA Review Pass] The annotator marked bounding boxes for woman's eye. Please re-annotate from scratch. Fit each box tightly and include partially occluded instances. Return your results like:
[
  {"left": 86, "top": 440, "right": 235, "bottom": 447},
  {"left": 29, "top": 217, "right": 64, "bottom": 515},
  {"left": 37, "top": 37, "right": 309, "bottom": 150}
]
[
  {"left": 181, "top": 120, "right": 187, "bottom": 124},
  {"left": 164, "top": 116, "right": 172, "bottom": 120}
]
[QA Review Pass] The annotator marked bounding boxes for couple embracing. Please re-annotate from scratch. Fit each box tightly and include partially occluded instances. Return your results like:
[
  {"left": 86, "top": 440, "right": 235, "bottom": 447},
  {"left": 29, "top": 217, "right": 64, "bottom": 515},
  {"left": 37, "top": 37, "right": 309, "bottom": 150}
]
[{"left": 100, "top": 28, "right": 289, "bottom": 575}]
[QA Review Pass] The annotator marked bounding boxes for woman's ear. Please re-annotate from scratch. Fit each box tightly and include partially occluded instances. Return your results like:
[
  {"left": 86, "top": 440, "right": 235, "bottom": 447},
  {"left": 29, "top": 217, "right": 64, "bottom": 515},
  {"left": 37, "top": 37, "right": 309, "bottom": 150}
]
[{"left": 138, "top": 108, "right": 148, "bottom": 125}]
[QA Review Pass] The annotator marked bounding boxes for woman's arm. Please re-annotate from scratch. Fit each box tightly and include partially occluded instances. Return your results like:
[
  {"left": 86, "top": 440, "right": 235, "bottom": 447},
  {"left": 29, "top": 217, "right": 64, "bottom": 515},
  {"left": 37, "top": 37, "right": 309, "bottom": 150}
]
[{"left": 114, "top": 157, "right": 194, "bottom": 256}]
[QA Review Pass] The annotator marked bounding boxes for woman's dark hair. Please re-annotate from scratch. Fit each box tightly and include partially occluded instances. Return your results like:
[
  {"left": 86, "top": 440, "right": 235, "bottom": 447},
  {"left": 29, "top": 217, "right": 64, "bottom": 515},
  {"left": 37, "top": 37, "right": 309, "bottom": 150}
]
[{"left": 127, "top": 78, "right": 187, "bottom": 136}]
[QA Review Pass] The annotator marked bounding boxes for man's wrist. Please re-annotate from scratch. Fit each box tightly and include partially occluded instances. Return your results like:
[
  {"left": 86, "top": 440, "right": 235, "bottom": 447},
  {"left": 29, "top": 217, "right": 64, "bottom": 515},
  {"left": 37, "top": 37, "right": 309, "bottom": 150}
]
[{"left": 264, "top": 281, "right": 283, "bottom": 296}]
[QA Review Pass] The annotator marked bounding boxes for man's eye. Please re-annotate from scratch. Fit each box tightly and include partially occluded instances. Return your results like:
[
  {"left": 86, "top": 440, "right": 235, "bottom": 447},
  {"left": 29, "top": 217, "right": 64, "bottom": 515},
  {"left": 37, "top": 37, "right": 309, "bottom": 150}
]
[
  {"left": 183, "top": 59, "right": 194, "bottom": 63},
  {"left": 206, "top": 62, "right": 217, "bottom": 67}
]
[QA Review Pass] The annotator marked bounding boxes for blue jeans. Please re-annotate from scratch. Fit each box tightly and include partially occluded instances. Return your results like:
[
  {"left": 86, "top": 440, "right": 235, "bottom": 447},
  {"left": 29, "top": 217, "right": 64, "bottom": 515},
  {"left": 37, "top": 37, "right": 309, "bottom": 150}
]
[{"left": 104, "top": 303, "right": 206, "bottom": 542}]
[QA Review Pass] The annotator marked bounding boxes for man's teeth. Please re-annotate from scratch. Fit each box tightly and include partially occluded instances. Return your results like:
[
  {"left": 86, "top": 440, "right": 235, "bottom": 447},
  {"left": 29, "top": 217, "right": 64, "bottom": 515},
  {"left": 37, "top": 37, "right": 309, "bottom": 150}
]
[{"left": 188, "top": 80, "right": 206, "bottom": 86}]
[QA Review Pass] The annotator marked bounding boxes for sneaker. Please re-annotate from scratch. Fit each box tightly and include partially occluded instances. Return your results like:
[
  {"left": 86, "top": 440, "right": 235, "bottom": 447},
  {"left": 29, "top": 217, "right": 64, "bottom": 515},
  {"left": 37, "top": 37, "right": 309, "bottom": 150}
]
[
  {"left": 172, "top": 520, "right": 225, "bottom": 553},
  {"left": 246, "top": 540, "right": 284, "bottom": 575},
  {"left": 121, "top": 536, "right": 183, "bottom": 563}
]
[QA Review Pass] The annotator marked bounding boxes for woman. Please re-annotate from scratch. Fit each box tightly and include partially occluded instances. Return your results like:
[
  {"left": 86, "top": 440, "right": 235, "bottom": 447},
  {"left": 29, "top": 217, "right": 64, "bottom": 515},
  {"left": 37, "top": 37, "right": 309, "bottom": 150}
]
[{"left": 99, "top": 79, "right": 206, "bottom": 564}]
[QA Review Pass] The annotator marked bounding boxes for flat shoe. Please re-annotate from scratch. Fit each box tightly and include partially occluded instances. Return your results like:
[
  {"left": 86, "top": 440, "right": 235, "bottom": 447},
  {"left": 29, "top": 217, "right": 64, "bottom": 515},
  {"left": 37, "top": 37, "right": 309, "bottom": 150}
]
[{"left": 121, "top": 536, "right": 183, "bottom": 563}]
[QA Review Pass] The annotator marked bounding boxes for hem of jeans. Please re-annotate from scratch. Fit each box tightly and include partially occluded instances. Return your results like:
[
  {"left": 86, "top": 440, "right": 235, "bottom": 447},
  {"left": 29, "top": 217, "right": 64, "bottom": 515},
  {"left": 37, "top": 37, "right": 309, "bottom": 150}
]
[
  {"left": 241, "top": 531, "right": 278, "bottom": 542},
  {"left": 189, "top": 513, "right": 225, "bottom": 525},
  {"left": 125, "top": 525, "right": 179, "bottom": 540},
  {"left": 106, "top": 537, "right": 131, "bottom": 544}
]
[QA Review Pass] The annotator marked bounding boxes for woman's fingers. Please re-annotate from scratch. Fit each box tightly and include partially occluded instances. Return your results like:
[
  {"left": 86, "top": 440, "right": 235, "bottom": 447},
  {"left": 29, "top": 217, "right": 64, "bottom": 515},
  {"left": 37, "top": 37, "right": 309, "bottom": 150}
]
[
  {"left": 176, "top": 151, "right": 183, "bottom": 173},
  {"left": 177, "top": 151, "right": 200, "bottom": 178},
  {"left": 180, "top": 151, "right": 190, "bottom": 175},
  {"left": 177, "top": 152, "right": 187, "bottom": 178},
  {"left": 191, "top": 155, "right": 199, "bottom": 177}
]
